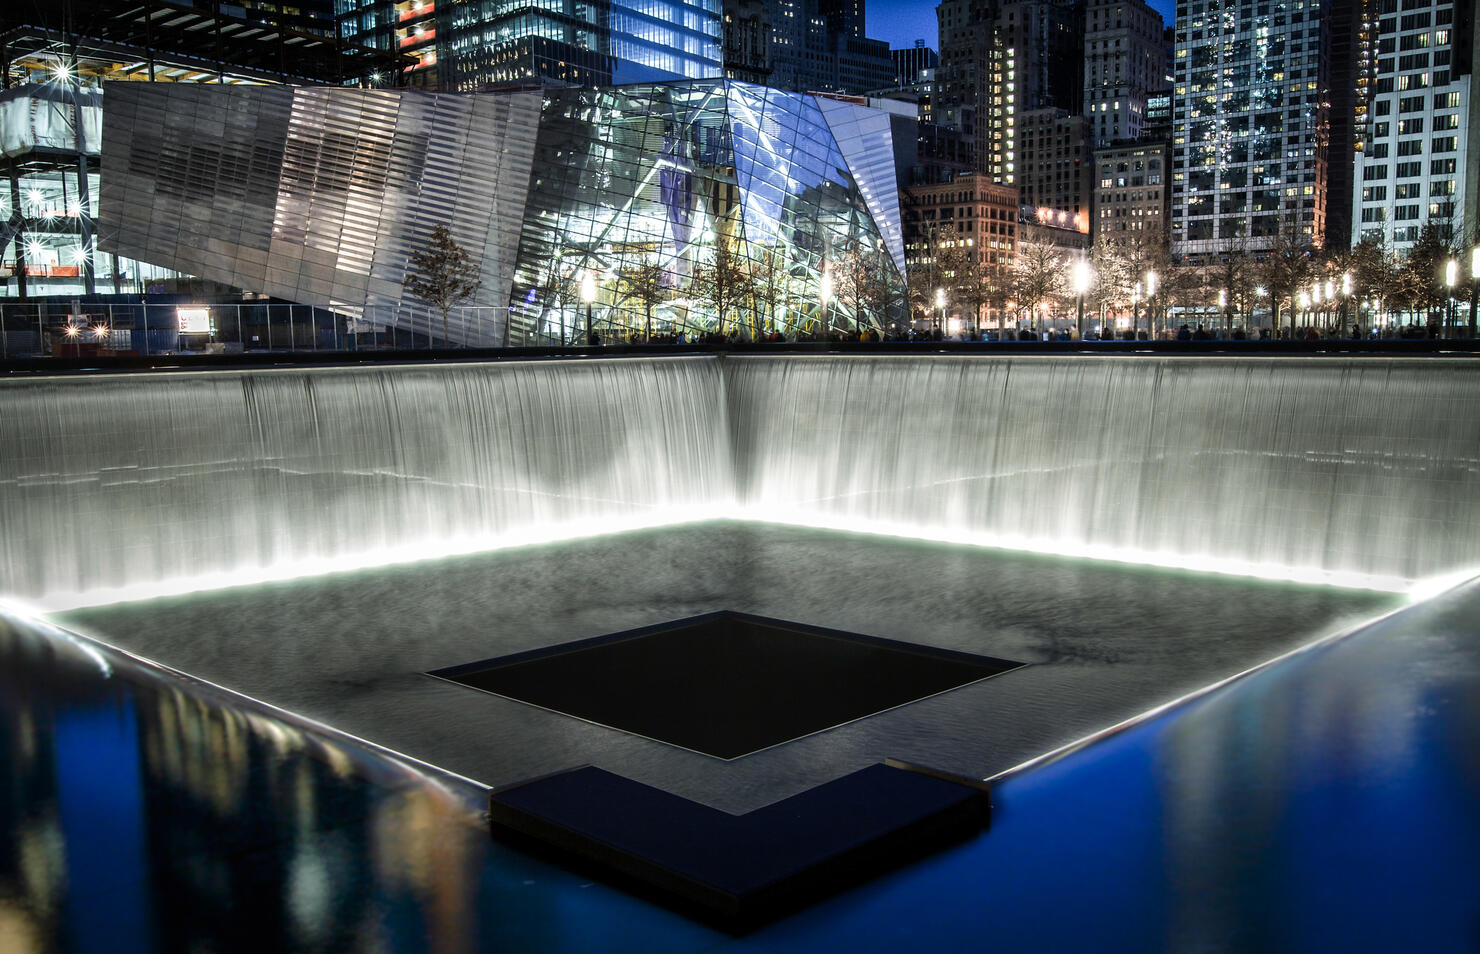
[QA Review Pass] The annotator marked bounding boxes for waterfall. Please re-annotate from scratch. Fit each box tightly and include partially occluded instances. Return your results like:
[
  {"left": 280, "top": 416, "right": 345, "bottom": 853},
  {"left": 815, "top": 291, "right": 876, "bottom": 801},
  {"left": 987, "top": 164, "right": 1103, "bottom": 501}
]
[
  {"left": 0, "top": 357, "right": 731, "bottom": 607},
  {"left": 726, "top": 354, "right": 1480, "bottom": 588},
  {"left": 3, "top": 353, "right": 1477, "bottom": 608}
]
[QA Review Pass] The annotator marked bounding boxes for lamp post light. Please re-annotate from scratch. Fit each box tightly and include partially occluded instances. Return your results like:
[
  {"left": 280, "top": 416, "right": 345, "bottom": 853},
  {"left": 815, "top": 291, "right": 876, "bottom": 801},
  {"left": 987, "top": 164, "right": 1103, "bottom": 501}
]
[
  {"left": 1342, "top": 271, "right": 1353, "bottom": 335},
  {"left": 934, "top": 286, "right": 945, "bottom": 337},
  {"left": 1470, "top": 245, "right": 1479, "bottom": 339},
  {"left": 1145, "top": 270, "right": 1158, "bottom": 338},
  {"left": 1444, "top": 257, "right": 1458, "bottom": 338},
  {"left": 820, "top": 268, "right": 834, "bottom": 338},
  {"left": 1072, "top": 259, "right": 1092, "bottom": 340},
  {"left": 580, "top": 270, "right": 597, "bottom": 345}
]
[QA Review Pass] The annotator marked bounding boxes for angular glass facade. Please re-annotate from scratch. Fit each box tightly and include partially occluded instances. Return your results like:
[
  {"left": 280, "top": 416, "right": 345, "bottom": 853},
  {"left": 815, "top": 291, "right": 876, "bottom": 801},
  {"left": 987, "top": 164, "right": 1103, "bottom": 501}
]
[
  {"left": 100, "top": 80, "right": 906, "bottom": 345},
  {"left": 508, "top": 82, "right": 905, "bottom": 343}
]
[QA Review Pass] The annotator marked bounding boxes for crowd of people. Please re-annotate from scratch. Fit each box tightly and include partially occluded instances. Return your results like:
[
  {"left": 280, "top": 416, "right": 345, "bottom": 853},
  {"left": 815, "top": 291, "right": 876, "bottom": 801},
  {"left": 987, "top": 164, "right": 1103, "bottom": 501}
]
[{"left": 577, "top": 320, "right": 1459, "bottom": 346}]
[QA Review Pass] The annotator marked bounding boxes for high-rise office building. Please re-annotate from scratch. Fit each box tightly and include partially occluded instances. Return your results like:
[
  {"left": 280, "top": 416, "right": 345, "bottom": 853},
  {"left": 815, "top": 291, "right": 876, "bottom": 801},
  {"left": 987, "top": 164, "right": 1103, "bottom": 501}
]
[
  {"left": 724, "top": 0, "right": 773, "bottom": 83},
  {"left": 893, "top": 41, "right": 940, "bottom": 86},
  {"left": 337, "top": 0, "right": 724, "bottom": 90},
  {"left": 1171, "top": 0, "right": 1330, "bottom": 259},
  {"left": 1351, "top": 0, "right": 1471, "bottom": 257},
  {"left": 934, "top": 0, "right": 989, "bottom": 154},
  {"left": 1016, "top": 108, "right": 1094, "bottom": 232},
  {"left": 1083, "top": 0, "right": 1166, "bottom": 147},
  {"left": 936, "top": 0, "right": 1085, "bottom": 182},
  {"left": 763, "top": 0, "right": 894, "bottom": 93}
]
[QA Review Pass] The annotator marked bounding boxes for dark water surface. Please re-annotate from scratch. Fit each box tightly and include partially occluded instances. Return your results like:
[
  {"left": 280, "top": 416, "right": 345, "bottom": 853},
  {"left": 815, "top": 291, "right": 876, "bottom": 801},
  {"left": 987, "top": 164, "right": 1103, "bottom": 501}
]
[{"left": 58, "top": 521, "right": 1397, "bottom": 813}]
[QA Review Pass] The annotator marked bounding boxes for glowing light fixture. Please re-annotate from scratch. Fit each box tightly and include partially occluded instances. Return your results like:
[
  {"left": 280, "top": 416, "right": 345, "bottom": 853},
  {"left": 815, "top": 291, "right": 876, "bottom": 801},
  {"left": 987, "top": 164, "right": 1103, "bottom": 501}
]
[{"left": 1072, "top": 259, "right": 1092, "bottom": 294}]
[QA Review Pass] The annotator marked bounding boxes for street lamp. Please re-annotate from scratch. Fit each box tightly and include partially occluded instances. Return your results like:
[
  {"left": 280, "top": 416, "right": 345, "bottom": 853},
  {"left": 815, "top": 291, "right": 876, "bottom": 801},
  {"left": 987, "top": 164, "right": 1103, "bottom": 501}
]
[
  {"left": 1072, "top": 259, "right": 1092, "bottom": 340},
  {"left": 1470, "top": 245, "right": 1479, "bottom": 339},
  {"left": 1342, "top": 271, "right": 1353, "bottom": 335},
  {"left": 820, "top": 268, "right": 834, "bottom": 338},
  {"left": 1444, "top": 258, "right": 1457, "bottom": 338},
  {"left": 580, "top": 270, "right": 597, "bottom": 345},
  {"left": 935, "top": 287, "right": 945, "bottom": 337},
  {"left": 1145, "top": 270, "right": 1158, "bottom": 338}
]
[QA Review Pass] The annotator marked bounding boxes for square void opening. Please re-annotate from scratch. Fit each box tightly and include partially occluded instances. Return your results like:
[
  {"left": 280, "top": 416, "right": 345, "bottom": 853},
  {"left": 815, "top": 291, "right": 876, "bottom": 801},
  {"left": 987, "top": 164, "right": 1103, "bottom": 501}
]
[{"left": 428, "top": 611, "right": 1023, "bottom": 760}]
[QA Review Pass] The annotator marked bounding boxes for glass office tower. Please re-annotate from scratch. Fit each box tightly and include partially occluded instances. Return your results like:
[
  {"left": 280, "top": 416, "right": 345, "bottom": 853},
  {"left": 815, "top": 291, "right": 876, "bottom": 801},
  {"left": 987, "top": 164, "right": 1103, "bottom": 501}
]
[{"left": 339, "top": 0, "right": 723, "bottom": 89}]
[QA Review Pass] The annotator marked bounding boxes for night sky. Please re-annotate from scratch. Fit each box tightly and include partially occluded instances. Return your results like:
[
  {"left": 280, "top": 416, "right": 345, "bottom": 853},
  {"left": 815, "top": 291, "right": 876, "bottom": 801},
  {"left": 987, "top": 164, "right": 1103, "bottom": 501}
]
[{"left": 868, "top": 0, "right": 1177, "bottom": 53}]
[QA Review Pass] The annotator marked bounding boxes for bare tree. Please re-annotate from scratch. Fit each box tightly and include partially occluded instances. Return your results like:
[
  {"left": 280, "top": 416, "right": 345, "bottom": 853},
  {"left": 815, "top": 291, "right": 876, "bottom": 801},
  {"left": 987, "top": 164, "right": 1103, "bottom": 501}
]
[
  {"left": 617, "top": 257, "right": 667, "bottom": 341},
  {"left": 832, "top": 246, "right": 891, "bottom": 336},
  {"left": 403, "top": 225, "right": 482, "bottom": 346},
  {"left": 1206, "top": 243, "right": 1255, "bottom": 332},
  {"left": 1010, "top": 241, "right": 1067, "bottom": 330},
  {"left": 926, "top": 227, "right": 972, "bottom": 332},
  {"left": 1401, "top": 219, "right": 1463, "bottom": 333},
  {"left": 694, "top": 229, "right": 758, "bottom": 337},
  {"left": 748, "top": 243, "right": 798, "bottom": 337},
  {"left": 1256, "top": 215, "right": 1317, "bottom": 337},
  {"left": 526, "top": 252, "right": 580, "bottom": 344},
  {"left": 1091, "top": 226, "right": 1170, "bottom": 334},
  {"left": 956, "top": 248, "right": 1005, "bottom": 336}
]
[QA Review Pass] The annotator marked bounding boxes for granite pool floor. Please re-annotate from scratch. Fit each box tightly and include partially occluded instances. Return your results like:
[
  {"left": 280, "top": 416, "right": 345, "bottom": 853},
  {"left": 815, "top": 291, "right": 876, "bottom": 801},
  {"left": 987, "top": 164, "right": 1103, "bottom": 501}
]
[{"left": 54, "top": 522, "right": 1396, "bottom": 814}]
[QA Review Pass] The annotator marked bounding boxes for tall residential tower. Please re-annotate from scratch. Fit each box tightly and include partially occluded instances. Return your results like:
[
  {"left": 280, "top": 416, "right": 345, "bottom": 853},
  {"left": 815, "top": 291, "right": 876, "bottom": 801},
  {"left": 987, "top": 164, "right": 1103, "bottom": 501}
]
[{"left": 1171, "top": 0, "right": 1331, "bottom": 259}]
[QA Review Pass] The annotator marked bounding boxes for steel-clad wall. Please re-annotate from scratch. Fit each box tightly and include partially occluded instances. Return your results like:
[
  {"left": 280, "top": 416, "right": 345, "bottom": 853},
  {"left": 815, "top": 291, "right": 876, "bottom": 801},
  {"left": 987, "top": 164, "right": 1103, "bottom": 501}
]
[{"left": 101, "top": 84, "right": 540, "bottom": 346}]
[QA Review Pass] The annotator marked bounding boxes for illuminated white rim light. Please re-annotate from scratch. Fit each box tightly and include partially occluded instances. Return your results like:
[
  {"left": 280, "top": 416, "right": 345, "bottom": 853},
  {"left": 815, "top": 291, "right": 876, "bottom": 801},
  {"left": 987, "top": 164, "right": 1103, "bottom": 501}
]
[
  {"left": 29, "top": 506, "right": 718, "bottom": 613},
  {"left": 983, "top": 593, "right": 1433, "bottom": 784},
  {"left": 732, "top": 507, "right": 1418, "bottom": 594},
  {"left": 0, "top": 599, "right": 491, "bottom": 802},
  {"left": 33, "top": 506, "right": 1470, "bottom": 616}
]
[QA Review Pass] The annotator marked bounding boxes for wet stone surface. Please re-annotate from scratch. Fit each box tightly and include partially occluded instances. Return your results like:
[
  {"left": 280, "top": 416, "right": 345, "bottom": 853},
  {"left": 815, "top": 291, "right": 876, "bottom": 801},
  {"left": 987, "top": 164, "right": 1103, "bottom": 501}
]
[{"left": 57, "top": 521, "right": 1397, "bottom": 813}]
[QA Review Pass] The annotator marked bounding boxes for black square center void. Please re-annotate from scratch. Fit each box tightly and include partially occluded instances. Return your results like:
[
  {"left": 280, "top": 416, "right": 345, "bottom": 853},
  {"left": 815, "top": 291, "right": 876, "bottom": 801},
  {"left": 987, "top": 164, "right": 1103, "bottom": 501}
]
[{"left": 428, "top": 611, "right": 1023, "bottom": 759}]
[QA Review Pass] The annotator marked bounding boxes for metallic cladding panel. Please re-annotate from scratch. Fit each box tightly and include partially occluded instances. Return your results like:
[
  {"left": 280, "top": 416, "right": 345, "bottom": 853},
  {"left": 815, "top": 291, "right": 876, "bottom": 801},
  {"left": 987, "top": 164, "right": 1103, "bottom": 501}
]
[
  {"left": 814, "top": 97, "right": 906, "bottom": 277},
  {"left": 101, "top": 84, "right": 293, "bottom": 294},
  {"left": 100, "top": 83, "right": 540, "bottom": 347}
]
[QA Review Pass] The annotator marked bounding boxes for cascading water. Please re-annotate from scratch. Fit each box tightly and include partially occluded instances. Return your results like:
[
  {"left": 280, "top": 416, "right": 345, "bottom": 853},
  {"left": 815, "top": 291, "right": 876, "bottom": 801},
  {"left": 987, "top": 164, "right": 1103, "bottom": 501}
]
[
  {"left": 2, "top": 353, "right": 1478, "bottom": 609},
  {"left": 0, "top": 357, "right": 732, "bottom": 608},
  {"left": 726, "top": 354, "right": 1480, "bottom": 588}
]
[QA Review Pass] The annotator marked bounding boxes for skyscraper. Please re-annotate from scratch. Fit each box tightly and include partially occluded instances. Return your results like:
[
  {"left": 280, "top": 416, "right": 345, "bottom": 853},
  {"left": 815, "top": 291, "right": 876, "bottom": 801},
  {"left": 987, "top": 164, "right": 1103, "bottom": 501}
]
[
  {"left": 1083, "top": 0, "right": 1166, "bottom": 147},
  {"left": 1171, "top": 0, "right": 1330, "bottom": 259},
  {"left": 1350, "top": 0, "right": 1470, "bottom": 257},
  {"left": 761, "top": 0, "right": 895, "bottom": 93},
  {"left": 337, "top": 0, "right": 724, "bottom": 89}
]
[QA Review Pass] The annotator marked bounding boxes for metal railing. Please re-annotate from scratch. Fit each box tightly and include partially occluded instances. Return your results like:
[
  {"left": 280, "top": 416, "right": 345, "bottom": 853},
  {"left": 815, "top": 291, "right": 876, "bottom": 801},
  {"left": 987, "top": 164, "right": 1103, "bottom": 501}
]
[{"left": 0, "top": 302, "right": 515, "bottom": 359}]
